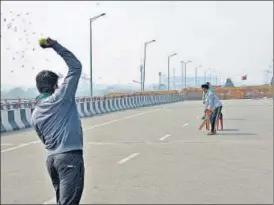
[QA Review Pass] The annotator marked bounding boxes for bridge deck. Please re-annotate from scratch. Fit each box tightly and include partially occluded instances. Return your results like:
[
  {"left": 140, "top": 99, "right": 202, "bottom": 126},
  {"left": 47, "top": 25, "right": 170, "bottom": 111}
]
[{"left": 1, "top": 99, "right": 273, "bottom": 204}]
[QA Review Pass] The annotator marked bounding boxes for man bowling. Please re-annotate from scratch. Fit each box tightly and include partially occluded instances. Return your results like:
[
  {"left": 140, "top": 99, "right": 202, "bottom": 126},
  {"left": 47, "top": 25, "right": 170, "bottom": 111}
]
[{"left": 31, "top": 37, "right": 84, "bottom": 205}]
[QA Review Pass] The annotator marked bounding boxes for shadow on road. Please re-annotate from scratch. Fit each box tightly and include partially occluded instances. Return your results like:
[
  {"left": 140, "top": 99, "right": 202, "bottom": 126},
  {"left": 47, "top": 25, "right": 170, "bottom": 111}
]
[
  {"left": 225, "top": 118, "right": 245, "bottom": 121},
  {"left": 217, "top": 132, "right": 257, "bottom": 136},
  {"left": 221, "top": 128, "right": 239, "bottom": 131}
]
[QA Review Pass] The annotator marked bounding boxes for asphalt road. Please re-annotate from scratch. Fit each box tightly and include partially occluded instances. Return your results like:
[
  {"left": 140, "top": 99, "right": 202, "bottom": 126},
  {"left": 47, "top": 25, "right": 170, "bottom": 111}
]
[{"left": 1, "top": 99, "right": 273, "bottom": 204}]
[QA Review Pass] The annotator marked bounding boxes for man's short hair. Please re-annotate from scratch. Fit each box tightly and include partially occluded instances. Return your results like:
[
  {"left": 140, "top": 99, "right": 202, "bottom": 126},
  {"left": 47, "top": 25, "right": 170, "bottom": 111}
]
[
  {"left": 201, "top": 84, "right": 209, "bottom": 89},
  {"left": 36, "top": 70, "right": 59, "bottom": 94}
]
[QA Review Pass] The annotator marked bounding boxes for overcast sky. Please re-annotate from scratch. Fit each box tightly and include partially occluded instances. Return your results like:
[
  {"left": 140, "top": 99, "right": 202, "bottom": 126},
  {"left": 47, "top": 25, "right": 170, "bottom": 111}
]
[{"left": 1, "top": 1, "right": 273, "bottom": 88}]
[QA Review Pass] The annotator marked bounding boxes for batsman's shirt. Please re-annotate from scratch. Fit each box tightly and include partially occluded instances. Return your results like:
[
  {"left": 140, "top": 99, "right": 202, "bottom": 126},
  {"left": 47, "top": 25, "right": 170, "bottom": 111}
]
[
  {"left": 206, "top": 91, "right": 222, "bottom": 110},
  {"left": 202, "top": 87, "right": 215, "bottom": 102}
]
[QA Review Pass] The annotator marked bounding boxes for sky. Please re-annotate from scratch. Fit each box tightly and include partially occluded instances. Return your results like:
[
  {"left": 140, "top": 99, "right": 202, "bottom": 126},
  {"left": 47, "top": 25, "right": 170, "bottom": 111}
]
[{"left": 1, "top": 1, "right": 273, "bottom": 89}]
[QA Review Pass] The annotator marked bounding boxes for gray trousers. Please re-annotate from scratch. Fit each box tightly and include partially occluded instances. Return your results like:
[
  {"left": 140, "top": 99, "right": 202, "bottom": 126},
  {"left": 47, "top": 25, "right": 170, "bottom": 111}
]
[
  {"left": 209, "top": 106, "right": 222, "bottom": 132},
  {"left": 46, "top": 150, "right": 85, "bottom": 205}
]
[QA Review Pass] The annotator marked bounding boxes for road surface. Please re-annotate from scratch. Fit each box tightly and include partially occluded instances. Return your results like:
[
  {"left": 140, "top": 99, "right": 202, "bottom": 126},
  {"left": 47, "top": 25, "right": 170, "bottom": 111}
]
[{"left": 1, "top": 99, "right": 273, "bottom": 204}]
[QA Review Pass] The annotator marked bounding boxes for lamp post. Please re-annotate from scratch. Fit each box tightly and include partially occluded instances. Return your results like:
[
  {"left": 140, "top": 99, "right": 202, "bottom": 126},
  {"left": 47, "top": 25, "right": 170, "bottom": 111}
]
[
  {"left": 212, "top": 69, "right": 218, "bottom": 85},
  {"left": 168, "top": 53, "right": 177, "bottom": 90},
  {"left": 89, "top": 13, "right": 106, "bottom": 97},
  {"left": 208, "top": 68, "right": 212, "bottom": 83},
  {"left": 142, "top": 39, "right": 156, "bottom": 91},
  {"left": 204, "top": 70, "right": 206, "bottom": 83},
  {"left": 180, "top": 61, "right": 184, "bottom": 90},
  {"left": 204, "top": 68, "right": 211, "bottom": 84},
  {"left": 140, "top": 64, "right": 143, "bottom": 91},
  {"left": 158, "top": 72, "right": 162, "bottom": 90},
  {"left": 181, "top": 60, "right": 192, "bottom": 89},
  {"left": 195, "top": 65, "right": 202, "bottom": 86},
  {"left": 173, "top": 67, "right": 176, "bottom": 89}
]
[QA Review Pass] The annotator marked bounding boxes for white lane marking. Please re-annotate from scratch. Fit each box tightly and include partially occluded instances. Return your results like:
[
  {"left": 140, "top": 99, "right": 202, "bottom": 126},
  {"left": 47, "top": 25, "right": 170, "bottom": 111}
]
[
  {"left": 83, "top": 119, "right": 119, "bottom": 130},
  {"left": 176, "top": 140, "right": 271, "bottom": 144},
  {"left": 44, "top": 197, "right": 55, "bottom": 204},
  {"left": 1, "top": 107, "right": 160, "bottom": 138},
  {"left": 88, "top": 140, "right": 272, "bottom": 146},
  {"left": 1, "top": 141, "right": 40, "bottom": 153},
  {"left": 1, "top": 130, "right": 35, "bottom": 138},
  {"left": 88, "top": 142, "right": 107, "bottom": 145},
  {"left": 1, "top": 143, "right": 14, "bottom": 146},
  {"left": 2, "top": 109, "right": 160, "bottom": 154},
  {"left": 8, "top": 108, "right": 161, "bottom": 204},
  {"left": 183, "top": 123, "right": 189, "bottom": 127},
  {"left": 88, "top": 141, "right": 152, "bottom": 145},
  {"left": 117, "top": 152, "right": 140, "bottom": 164},
  {"left": 84, "top": 109, "right": 159, "bottom": 131},
  {"left": 159, "top": 134, "right": 170, "bottom": 141}
]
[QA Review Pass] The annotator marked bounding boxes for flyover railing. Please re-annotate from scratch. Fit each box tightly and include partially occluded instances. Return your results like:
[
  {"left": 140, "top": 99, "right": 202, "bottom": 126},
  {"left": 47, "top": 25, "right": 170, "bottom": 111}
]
[
  {"left": 0, "top": 90, "right": 183, "bottom": 110},
  {"left": 182, "top": 85, "right": 273, "bottom": 100}
]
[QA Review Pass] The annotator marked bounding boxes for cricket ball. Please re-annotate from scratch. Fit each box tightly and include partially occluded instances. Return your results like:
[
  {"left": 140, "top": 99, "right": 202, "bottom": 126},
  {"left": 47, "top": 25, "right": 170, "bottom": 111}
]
[{"left": 39, "top": 38, "right": 47, "bottom": 46}]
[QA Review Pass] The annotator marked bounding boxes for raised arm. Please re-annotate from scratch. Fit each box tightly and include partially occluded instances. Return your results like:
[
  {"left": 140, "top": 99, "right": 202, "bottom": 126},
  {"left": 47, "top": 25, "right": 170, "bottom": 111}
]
[
  {"left": 39, "top": 38, "right": 82, "bottom": 99},
  {"left": 53, "top": 42, "right": 82, "bottom": 98}
]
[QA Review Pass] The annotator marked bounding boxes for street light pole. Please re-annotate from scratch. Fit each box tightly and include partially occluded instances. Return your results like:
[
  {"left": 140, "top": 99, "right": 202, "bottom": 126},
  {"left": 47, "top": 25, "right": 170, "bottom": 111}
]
[
  {"left": 142, "top": 39, "right": 156, "bottom": 91},
  {"left": 142, "top": 44, "right": 146, "bottom": 91},
  {"left": 173, "top": 67, "right": 175, "bottom": 89},
  {"left": 208, "top": 69, "right": 212, "bottom": 83},
  {"left": 204, "top": 70, "right": 207, "bottom": 83},
  {"left": 195, "top": 65, "right": 202, "bottom": 86},
  {"left": 89, "top": 13, "right": 106, "bottom": 97},
  {"left": 185, "top": 62, "right": 186, "bottom": 89},
  {"left": 158, "top": 72, "right": 162, "bottom": 90},
  {"left": 140, "top": 64, "right": 143, "bottom": 91},
  {"left": 89, "top": 19, "right": 93, "bottom": 96},
  {"left": 183, "top": 60, "right": 192, "bottom": 89},
  {"left": 168, "top": 57, "right": 170, "bottom": 90},
  {"left": 168, "top": 53, "right": 177, "bottom": 91},
  {"left": 181, "top": 61, "right": 184, "bottom": 90}
]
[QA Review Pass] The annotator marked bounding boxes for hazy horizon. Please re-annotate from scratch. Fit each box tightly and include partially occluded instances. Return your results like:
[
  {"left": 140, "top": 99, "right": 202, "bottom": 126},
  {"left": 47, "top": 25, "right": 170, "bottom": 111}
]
[{"left": 1, "top": 1, "right": 273, "bottom": 89}]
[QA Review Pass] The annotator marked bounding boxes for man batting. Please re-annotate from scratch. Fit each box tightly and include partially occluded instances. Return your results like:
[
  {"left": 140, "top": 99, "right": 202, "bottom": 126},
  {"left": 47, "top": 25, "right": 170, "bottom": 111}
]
[
  {"left": 201, "top": 84, "right": 222, "bottom": 135},
  {"left": 202, "top": 82, "right": 215, "bottom": 120},
  {"left": 31, "top": 37, "right": 84, "bottom": 205}
]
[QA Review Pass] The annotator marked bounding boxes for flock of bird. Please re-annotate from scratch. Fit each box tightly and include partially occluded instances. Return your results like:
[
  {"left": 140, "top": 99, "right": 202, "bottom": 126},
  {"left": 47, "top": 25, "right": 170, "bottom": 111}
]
[
  {"left": 1, "top": 10, "right": 49, "bottom": 74},
  {"left": 1, "top": 10, "right": 92, "bottom": 82}
]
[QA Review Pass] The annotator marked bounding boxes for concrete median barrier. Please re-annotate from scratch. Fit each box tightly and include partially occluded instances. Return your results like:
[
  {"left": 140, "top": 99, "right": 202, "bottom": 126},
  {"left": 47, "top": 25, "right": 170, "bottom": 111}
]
[{"left": 1, "top": 92, "right": 184, "bottom": 133}]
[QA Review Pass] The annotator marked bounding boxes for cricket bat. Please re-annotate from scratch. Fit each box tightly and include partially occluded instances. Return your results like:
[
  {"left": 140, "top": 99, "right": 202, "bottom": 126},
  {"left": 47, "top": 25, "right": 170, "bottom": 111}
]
[
  {"left": 198, "top": 119, "right": 207, "bottom": 130},
  {"left": 198, "top": 109, "right": 212, "bottom": 130}
]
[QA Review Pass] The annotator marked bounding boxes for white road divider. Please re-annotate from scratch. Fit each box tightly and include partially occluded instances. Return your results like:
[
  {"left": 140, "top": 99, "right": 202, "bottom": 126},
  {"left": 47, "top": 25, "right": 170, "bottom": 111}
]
[{"left": 1, "top": 93, "right": 184, "bottom": 133}]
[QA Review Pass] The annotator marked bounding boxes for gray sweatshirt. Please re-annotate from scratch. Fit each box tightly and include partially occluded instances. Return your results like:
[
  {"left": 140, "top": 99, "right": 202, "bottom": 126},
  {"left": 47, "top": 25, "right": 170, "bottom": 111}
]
[
  {"left": 205, "top": 90, "right": 222, "bottom": 110},
  {"left": 31, "top": 42, "right": 83, "bottom": 156}
]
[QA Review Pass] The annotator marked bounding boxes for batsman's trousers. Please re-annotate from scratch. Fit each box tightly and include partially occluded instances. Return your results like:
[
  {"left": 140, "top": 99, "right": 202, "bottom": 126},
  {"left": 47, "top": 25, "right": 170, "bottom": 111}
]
[{"left": 209, "top": 106, "right": 222, "bottom": 132}]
